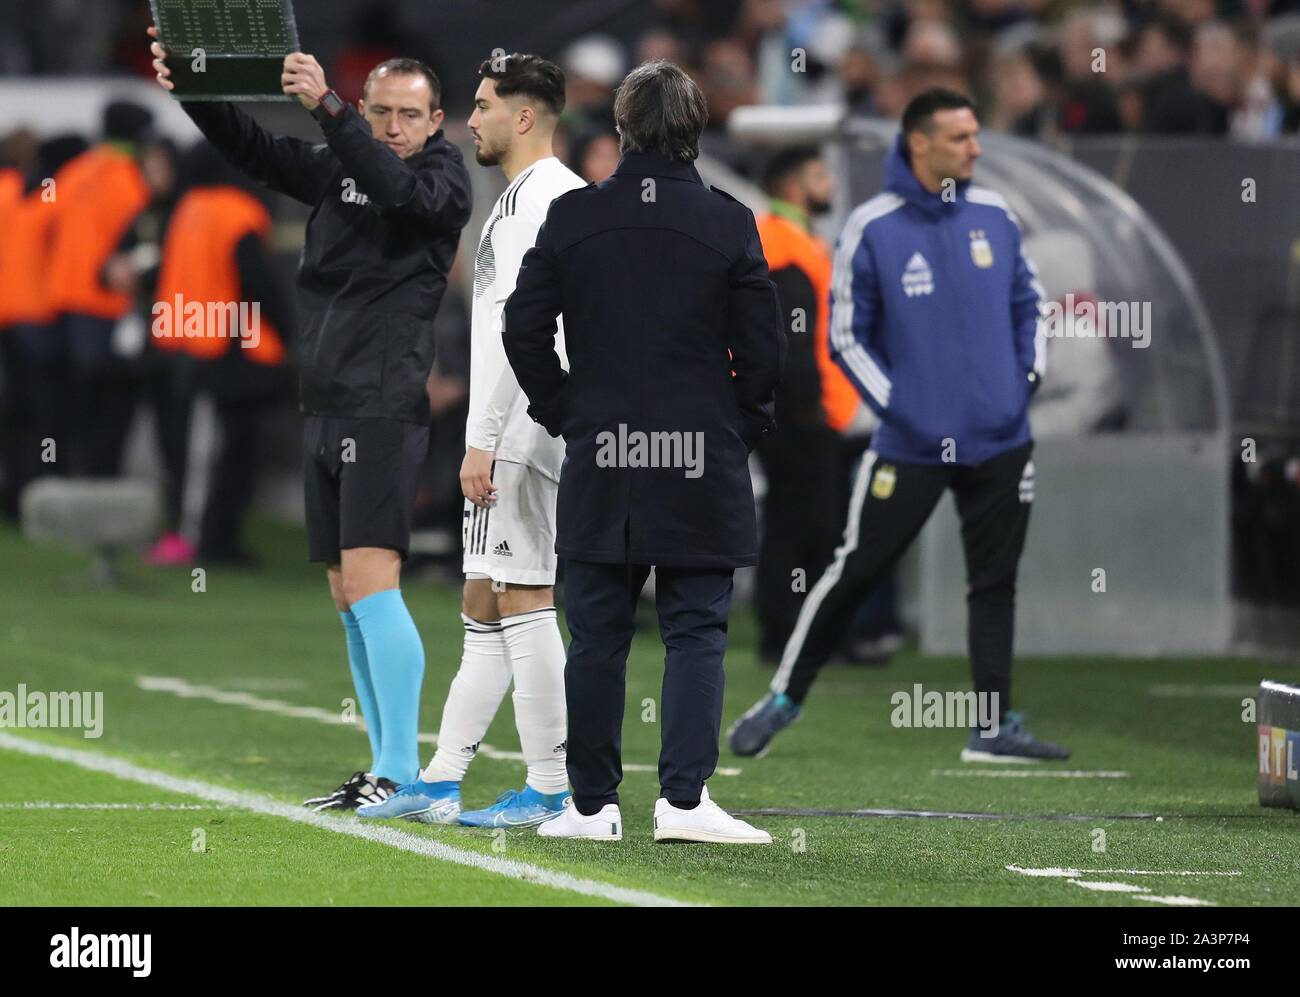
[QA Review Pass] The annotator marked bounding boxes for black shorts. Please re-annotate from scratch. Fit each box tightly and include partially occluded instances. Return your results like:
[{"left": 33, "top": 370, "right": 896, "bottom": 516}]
[{"left": 302, "top": 414, "right": 430, "bottom": 565}]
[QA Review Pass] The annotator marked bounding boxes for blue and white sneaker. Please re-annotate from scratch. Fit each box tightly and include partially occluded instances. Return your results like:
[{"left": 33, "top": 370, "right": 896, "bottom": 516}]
[
  {"left": 457, "top": 785, "right": 570, "bottom": 829},
  {"left": 961, "top": 711, "right": 1070, "bottom": 762},
  {"left": 356, "top": 779, "right": 461, "bottom": 823},
  {"left": 727, "top": 692, "right": 801, "bottom": 757}
]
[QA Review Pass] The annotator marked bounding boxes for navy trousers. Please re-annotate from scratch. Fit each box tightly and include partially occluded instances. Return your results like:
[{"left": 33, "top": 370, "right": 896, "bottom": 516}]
[{"left": 563, "top": 559, "right": 734, "bottom": 814}]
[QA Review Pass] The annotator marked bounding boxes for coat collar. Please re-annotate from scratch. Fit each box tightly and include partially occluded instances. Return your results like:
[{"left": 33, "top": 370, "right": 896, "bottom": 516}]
[{"left": 612, "top": 149, "right": 703, "bottom": 185}]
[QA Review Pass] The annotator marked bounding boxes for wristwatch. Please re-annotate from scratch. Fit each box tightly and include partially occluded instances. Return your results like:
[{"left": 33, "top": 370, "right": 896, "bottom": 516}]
[{"left": 315, "top": 89, "right": 347, "bottom": 119}]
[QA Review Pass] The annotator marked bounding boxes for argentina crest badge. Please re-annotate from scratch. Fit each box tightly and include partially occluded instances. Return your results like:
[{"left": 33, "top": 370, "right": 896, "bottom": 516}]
[
  {"left": 871, "top": 463, "right": 897, "bottom": 500},
  {"left": 969, "top": 229, "right": 993, "bottom": 268}
]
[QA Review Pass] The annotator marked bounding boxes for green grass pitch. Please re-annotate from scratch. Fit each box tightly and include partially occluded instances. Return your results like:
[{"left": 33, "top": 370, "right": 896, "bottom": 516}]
[{"left": 1, "top": 520, "right": 1297, "bottom": 906}]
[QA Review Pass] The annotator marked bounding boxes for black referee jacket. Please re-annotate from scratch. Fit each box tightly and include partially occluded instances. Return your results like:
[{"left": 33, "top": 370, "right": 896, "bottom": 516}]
[{"left": 183, "top": 101, "right": 472, "bottom": 425}]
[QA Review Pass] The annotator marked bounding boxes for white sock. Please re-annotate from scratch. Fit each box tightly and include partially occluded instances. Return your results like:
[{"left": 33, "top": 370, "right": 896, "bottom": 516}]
[
  {"left": 420, "top": 614, "right": 511, "bottom": 784},
  {"left": 501, "top": 607, "right": 569, "bottom": 795}
]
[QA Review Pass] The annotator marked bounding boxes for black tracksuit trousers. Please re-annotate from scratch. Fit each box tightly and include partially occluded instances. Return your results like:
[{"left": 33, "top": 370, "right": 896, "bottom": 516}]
[{"left": 772, "top": 441, "right": 1034, "bottom": 712}]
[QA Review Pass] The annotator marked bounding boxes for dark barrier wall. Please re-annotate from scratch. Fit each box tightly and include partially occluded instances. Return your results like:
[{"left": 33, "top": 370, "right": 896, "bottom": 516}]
[{"left": 1065, "top": 137, "right": 1300, "bottom": 444}]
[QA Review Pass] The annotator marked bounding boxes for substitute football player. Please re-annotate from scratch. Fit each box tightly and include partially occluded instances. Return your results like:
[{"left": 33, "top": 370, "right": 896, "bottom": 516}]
[
  {"left": 358, "top": 54, "right": 584, "bottom": 828},
  {"left": 730, "top": 88, "right": 1069, "bottom": 762},
  {"left": 150, "top": 31, "right": 472, "bottom": 809}
]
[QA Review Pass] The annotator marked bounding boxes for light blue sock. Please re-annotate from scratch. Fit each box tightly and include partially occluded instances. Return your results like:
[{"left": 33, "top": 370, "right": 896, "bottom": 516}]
[
  {"left": 350, "top": 588, "right": 425, "bottom": 784},
  {"left": 340, "top": 610, "right": 381, "bottom": 772}
]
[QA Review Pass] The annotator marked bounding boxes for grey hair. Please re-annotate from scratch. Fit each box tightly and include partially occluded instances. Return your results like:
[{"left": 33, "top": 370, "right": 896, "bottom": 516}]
[{"left": 612, "top": 59, "right": 709, "bottom": 163}]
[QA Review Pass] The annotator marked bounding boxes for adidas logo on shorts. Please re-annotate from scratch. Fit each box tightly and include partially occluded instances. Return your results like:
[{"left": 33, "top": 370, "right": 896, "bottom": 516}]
[{"left": 493, "top": 540, "right": 513, "bottom": 557}]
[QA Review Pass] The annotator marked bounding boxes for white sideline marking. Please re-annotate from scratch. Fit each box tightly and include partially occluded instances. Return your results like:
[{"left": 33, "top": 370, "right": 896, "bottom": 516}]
[
  {"left": 1015, "top": 866, "right": 1223, "bottom": 906},
  {"left": 1136, "top": 895, "right": 1216, "bottom": 906},
  {"left": 0, "top": 801, "right": 224, "bottom": 811},
  {"left": 1067, "top": 880, "right": 1149, "bottom": 893},
  {"left": 1007, "top": 865, "right": 1241, "bottom": 878},
  {"left": 1148, "top": 684, "right": 1258, "bottom": 698},
  {"left": 138, "top": 675, "right": 742, "bottom": 778},
  {"left": 933, "top": 769, "right": 1130, "bottom": 779},
  {"left": 0, "top": 732, "right": 698, "bottom": 908}
]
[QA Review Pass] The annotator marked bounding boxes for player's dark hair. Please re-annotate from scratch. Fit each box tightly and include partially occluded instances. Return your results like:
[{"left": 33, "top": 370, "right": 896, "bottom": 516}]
[
  {"left": 760, "top": 146, "right": 822, "bottom": 195},
  {"left": 365, "top": 58, "right": 443, "bottom": 112},
  {"left": 478, "top": 53, "right": 566, "bottom": 117},
  {"left": 901, "top": 87, "right": 977, "bottom": 135},
  {"left": 613, "top": 60, "right": 708, "bottom": 163}
]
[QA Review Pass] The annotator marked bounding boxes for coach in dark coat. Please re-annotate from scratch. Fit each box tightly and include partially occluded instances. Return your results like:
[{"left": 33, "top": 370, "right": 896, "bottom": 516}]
[{"left": 503, "top": 60, "right": 785, "bottom": 822}]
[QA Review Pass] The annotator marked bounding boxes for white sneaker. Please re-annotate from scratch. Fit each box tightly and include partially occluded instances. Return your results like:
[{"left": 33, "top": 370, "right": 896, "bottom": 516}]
[
  {"left": 536, "top": 797, "right": 623, "bottom": 840},
  {"left": 653, "top": 786, "right": 772, "bottom": 844}
]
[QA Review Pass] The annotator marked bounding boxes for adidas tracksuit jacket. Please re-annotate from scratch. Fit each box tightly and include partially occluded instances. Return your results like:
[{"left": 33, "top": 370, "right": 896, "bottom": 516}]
[{"left": 829, "top": 134, "right": 1046, "bottom": 467}]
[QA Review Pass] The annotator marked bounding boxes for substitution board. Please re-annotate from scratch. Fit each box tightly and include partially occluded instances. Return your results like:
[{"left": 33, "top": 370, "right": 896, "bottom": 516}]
[{"left": 149, "top": 0, "right": 301, "bottom": 101}]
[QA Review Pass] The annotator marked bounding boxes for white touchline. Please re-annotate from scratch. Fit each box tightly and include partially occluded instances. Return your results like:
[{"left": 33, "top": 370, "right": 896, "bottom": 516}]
[
  {"left": 1066, "top": 880, "right": 1150, "bottom": 892},
  {"left": 1019, "top": 867, "right": 1219, "bottom": 906},
  {"left": 137, "top": 676, "right": 742, "bottom": 777},
  {"left": 1006, "top": 865, "right": 1241, "bottom": 877},
  {"left": 0, "top": 802, "right": 225, "bottom": 810},
  {"left": 0, "top": 732, "right": 699, "bottom": 908},
  {"left": 1065, "top": 879, "right": 1214, "bottom": 905},
  {"left": 931, "top": 769, "right": 1130, "bottom": 778},
  {"left": 1136, "top": 895, "right": 1216, "bottom": 906}
]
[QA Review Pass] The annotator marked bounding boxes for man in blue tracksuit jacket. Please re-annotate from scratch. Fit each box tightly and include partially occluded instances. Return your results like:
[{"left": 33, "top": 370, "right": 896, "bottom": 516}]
[{"left": 731, "top": 88, "right": 1069, "bottom": 762}]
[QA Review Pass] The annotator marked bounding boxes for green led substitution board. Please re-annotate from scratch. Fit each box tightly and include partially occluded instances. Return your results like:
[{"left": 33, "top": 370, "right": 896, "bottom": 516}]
[{"left": 149, "top": 0, "right": 301, "bottom": 101}]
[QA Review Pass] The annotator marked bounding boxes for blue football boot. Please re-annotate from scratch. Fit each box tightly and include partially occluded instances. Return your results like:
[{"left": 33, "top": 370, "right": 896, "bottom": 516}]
[
  {"left": 961, "top": 710, "right": 1070, "bottom": 762},
  {"left": 356, "top": 779, "right": 461, "bottom": 823},
  {"left": 457, "top": 785, "right": 570, "bottom": 828},
  {"left": 727, "top": 692, "right": 801, "bottom": 757}
]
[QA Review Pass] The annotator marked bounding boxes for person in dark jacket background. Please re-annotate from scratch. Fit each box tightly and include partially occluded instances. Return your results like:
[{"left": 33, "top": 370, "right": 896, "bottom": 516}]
[
  {"left": 752, "top": 146, "right": 861, "bottom": 664},
  {"left": 0, "top": 133, "right": 86, "bottom": 515},
  {"left": 150, "top": 142, "right": 292, "bottom": 567},
  {"left": 730, "top": 88, "right": 1069, "bottom": 764},
  {"left": 44, "top": 101, "right": 159, "bottom": 479},
  {"left": 504, "top": 60, "right": 783, "bottom": 844},
  {"left": 150, "top": 29, "right": 473, "bottom": 810}
]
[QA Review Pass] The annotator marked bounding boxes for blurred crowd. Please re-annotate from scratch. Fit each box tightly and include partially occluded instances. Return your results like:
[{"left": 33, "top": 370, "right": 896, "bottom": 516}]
[
  {"left": 9, "top": 0, "right": 1300, "bottom": 146},
  {"left": 542, "top": 0, "right": 1300, "bottom": 159}
]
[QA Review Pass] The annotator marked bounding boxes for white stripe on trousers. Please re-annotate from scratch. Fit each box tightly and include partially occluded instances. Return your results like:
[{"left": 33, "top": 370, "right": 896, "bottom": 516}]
[{"left": 772, "top": 450, "right": 878, "bottom": 694}]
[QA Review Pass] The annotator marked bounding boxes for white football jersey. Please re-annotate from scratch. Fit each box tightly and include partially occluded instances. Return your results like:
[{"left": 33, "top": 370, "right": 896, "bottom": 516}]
[{"left": 465, "top": 156, "right": 585, "bottom": 481}]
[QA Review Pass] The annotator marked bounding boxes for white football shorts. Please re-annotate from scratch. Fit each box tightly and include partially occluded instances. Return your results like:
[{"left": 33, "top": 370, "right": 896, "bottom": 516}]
[{"left": 462, "top": 459, "right": 558, "bottom": 586}]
